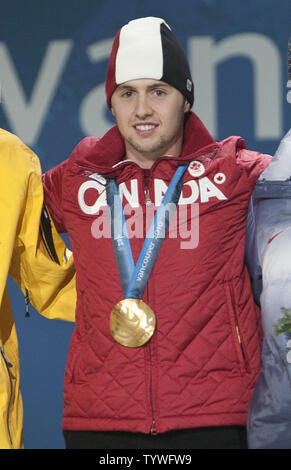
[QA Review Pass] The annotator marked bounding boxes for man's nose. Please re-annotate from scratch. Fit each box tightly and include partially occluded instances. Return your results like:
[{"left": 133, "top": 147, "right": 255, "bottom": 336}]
[{"left": 134, "top": 95, "right": 152, "bottom": 119}]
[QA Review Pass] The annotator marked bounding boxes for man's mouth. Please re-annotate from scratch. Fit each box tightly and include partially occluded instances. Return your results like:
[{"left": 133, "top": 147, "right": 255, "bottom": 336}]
[
  {"left": 133, "top": 123, "right": 158, "bottom": 135},
  {"left": 135, "top": 124, "right": 156, "bottom": 131}
]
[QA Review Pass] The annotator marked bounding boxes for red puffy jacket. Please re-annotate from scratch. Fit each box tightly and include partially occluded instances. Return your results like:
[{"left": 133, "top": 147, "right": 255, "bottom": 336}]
[{"left": 43, "top": 112, "right": 271, "bottom": 433}]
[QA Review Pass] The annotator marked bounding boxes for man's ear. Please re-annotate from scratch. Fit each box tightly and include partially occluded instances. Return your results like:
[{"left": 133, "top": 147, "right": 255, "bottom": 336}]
[
  {"left": 111, "top": 106, "right": 115, "bottom": 117},
  {"left": 184, "top": 100, "right": 190, "bottom": 113}
]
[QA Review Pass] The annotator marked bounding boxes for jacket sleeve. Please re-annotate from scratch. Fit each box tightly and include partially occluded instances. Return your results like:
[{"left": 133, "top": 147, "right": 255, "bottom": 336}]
[
  {"left": 9, "top": 193, "right": 77, "bottom": 322},
  {"left": 247, "top": 129, "right": 291, "bottom": 449},
  {"left": 0, "top": 129, "right": 76, "bottom": 322},
  {"left": 247, "top": 228, "right": 291, "bottom": 449},
  {"left": 0, "top": 131, "right": 27, "bottom": 309},
  {"left": 236, "top": 146, "right": 272, "bottom": 191},
  {"left": 42, "top": 159, "right": 68, "bottom": 233}
]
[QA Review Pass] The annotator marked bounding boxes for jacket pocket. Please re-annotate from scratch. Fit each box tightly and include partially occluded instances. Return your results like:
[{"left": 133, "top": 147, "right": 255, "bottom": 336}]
[
  {"left": 225, "top": 282, "right": 249, "bottom": 373},
  {"left": 65, "top": 334, "right": 87, "bottom": 385}
]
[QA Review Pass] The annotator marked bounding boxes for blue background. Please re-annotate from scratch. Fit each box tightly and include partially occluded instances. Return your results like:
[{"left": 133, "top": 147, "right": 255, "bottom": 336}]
[{"left": 1, "top": 0, "right": 291, "bottom": 448}]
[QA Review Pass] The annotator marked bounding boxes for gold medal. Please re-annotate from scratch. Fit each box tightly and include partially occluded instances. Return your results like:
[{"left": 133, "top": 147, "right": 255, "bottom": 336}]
[{"left": 110, "top": 298, "right": 156, "bottom": 348}]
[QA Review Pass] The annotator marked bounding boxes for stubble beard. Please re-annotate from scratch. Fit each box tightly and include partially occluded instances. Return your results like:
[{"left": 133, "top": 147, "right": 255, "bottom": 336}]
[
  {"left": 122, "top": 107, "right": 186, "bottom": 165},
  {"left": 127, "top": 134, "right": 168, "bottom": 161}
]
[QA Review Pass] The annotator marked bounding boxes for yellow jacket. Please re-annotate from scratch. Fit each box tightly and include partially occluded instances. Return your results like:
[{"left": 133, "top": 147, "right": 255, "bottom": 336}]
[{"left": 0, "top": 129, "right": 76, "bottom": 449}]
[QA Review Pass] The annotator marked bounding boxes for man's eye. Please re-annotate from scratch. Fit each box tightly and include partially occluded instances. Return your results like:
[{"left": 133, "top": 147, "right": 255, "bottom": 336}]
[
  {"left": 122, "top": 91, "right": 133, "bottom": 98},
  {"left": 154, "top": 89, "right": 166, "bottom": 96}
]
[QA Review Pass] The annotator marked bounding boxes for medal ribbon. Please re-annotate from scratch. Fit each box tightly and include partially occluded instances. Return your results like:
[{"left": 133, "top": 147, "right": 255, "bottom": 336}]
[{"left": 106, "top": 164, "right": 188, "bottom": 299}]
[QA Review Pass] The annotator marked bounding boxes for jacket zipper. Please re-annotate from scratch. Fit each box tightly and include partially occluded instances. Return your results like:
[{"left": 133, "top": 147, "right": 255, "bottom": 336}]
[
  {"left": 40, "top": 204, "right": 60, "bottom": 264},
  {"left": 141, "top": 170, "right": 157, "bottom": 435},
  {"left": 0, "top": 347, "right": 13, "bottom": 446},
  {"left": 25, "top": 288, "right": 30, "bottom": 317},
  {"left": 144, "top": 189, "right": 152, "bottom": 207},
  {"left": 148, "top": 340, "right": 157, "bottom": 435}
]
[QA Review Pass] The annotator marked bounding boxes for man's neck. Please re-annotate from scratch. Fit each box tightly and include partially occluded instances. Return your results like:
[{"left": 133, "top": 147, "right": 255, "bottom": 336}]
[
  {"left": 126, "top": 154, "right": 157, "bottom": 169},
  {"left": 125, "top": 144, "right": 183, "bottom": 169}
]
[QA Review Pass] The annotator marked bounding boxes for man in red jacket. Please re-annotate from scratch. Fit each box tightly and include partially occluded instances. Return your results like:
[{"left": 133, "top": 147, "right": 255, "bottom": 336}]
[{"left": 43, "top": 17, "right": 271, "bottom": 449}]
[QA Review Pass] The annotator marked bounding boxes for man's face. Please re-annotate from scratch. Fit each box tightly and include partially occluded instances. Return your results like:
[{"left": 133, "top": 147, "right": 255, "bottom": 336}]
[{"left": 111, "top": 79, "right": 190, "bottom": 168}]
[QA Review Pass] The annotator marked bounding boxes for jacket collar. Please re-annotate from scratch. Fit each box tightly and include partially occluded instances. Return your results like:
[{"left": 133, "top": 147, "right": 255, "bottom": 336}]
[{"left": 76, "top": 112, "right": 217, "bottom": 177}]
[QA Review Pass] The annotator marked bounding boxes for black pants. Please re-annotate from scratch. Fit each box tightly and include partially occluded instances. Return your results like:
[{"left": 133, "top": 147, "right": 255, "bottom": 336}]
[{"left": 63, "top": 426, "right": 247, "bottom": 449}]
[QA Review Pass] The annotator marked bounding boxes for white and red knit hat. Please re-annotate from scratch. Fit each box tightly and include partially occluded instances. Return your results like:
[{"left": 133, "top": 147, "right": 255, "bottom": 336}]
[{"left": 105, "top": 17, "right": 194, "bottom": 108}]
